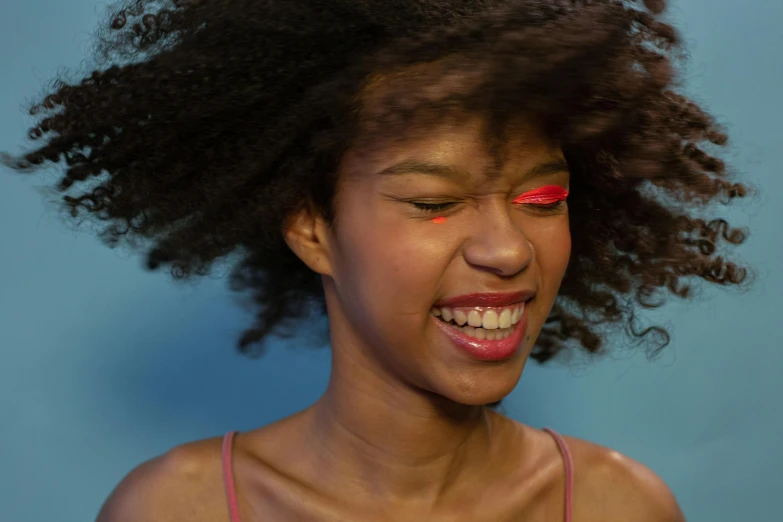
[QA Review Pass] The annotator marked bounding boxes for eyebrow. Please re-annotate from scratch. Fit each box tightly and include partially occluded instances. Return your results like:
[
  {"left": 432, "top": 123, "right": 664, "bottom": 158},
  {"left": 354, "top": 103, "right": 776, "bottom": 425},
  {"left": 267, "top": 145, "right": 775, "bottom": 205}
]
[{"left": 375, "top": 158, "right": 570, "bottom": 181}]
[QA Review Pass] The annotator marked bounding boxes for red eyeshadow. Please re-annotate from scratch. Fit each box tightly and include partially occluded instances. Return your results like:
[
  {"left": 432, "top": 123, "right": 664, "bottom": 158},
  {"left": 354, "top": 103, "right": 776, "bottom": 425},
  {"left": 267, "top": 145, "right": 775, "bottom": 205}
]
[
  {"left": 431, "top": 216, "right": 447, "bottom": 224},
  {"left": 513, "top": 185, "right": 569, "bottom": 205}
]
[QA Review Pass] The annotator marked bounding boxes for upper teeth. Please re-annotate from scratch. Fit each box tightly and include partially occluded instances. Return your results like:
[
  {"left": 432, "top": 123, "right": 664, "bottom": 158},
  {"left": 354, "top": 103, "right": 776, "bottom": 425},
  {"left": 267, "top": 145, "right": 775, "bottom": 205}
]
[{"left": 431, "top": 303, "right": 525, "bottom": 330}]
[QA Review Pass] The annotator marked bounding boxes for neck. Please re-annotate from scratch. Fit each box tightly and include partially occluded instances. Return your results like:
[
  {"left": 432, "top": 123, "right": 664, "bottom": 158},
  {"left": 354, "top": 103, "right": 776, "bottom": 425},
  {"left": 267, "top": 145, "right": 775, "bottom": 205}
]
[{"left": 301, "top": 349, "right": 499, "bottom": 508}]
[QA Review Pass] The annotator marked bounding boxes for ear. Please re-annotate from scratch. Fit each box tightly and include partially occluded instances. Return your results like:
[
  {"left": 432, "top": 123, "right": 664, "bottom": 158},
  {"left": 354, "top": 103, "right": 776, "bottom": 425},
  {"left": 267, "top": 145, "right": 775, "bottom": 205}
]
[{"left": 283, "top": 206, "right": 334, "bottom": 276}]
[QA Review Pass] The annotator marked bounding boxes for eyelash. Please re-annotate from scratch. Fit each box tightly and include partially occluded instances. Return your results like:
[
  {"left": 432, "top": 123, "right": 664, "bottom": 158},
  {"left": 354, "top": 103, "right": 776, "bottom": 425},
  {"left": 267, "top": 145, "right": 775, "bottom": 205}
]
[
  {"left": 410, "top": 200, "right": 566, "bottom": 214},
  {"left": 411, "top": 201, "right": 457, "bottom": 213}
]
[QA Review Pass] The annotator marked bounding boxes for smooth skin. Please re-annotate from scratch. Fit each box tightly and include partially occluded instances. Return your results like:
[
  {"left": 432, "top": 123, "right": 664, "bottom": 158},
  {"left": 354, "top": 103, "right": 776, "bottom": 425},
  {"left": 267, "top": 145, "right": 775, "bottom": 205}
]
[{"left": 97, "top": 72, "right": 686, "bottom": 521}]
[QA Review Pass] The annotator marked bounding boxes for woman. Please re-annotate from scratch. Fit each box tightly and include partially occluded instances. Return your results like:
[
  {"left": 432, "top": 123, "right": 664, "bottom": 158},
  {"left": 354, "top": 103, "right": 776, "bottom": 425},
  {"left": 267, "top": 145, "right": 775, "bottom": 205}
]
[{"left": 3, "top": 0, "right": 749, "bottom": 520}]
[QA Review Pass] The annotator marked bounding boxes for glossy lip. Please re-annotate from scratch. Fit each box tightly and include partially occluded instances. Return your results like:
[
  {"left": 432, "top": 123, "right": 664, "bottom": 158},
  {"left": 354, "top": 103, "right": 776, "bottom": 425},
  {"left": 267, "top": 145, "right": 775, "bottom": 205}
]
[
  {"left": 433, "top": 290, "right": 535, "bottom": 308},
  {"left": 432, "top": 299, "right": 532, "bottom": 362}
]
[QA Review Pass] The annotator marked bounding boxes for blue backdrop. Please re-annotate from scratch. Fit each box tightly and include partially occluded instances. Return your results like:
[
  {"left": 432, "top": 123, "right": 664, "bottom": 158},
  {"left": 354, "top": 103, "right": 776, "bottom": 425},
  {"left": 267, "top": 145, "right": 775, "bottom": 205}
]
[{"left": 1, "top": 1, "right": 780, "bottom": 520}]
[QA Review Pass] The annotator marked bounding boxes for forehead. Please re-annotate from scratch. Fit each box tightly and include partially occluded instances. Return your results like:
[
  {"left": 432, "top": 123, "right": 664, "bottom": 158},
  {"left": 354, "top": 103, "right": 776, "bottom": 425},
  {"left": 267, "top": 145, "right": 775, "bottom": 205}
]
[{"left": 340, "top": 112, "right": 563, "bottom": 183}]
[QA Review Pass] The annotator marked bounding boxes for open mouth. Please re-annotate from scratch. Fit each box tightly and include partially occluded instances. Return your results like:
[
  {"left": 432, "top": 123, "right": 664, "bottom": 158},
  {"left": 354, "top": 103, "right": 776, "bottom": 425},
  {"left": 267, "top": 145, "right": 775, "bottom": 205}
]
[{"left": 431, "top": 302, "right": 526, "bottom": 341}]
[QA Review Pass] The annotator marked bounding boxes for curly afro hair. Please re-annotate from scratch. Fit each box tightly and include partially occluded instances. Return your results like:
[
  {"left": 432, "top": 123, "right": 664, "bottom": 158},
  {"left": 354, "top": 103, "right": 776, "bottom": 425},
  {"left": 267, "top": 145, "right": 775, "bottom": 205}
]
[{"left": 4, "top": 0, "right": 750, "bottom": 363}]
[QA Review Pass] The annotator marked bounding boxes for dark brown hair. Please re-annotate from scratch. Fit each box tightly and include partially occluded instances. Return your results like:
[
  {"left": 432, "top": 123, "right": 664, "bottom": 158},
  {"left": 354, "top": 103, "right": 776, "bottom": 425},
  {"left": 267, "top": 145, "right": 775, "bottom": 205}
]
[{"left": 3, "top": 0, "right": 749, "bottom": 363}]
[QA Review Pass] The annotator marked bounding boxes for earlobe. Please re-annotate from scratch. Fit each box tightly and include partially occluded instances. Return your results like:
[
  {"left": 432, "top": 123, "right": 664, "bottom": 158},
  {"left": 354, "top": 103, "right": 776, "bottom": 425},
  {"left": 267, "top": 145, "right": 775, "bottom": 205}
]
[{"left": 283, "top": 208, "right": 334, "bottom": 276}]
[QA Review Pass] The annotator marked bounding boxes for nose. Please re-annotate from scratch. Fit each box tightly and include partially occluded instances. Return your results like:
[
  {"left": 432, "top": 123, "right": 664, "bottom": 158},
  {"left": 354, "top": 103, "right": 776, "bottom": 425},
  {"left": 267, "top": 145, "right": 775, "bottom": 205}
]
[{"left": 462, "top": 204, "right": 534, "bottom": 277}]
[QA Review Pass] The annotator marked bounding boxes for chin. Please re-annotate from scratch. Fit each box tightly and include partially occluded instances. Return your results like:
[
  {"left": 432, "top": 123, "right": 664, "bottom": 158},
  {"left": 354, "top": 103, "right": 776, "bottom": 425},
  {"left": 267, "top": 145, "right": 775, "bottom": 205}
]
[
  {"left": 455, "top": 392, "right": 512, "bottom": 407},
  {"left": 437, "top": 377, "right": 519, "bottom": 407},
  {"left": 438, "top": 352, "right": 530, "bottom": 408}
]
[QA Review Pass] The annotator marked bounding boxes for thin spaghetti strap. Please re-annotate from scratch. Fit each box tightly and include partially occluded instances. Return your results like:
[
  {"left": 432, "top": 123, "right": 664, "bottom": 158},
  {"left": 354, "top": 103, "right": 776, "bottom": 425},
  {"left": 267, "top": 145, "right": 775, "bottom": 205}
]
[
  {"left": 221, "top": 431, "right": 242, "bottom": 522},
  {"left": 542, "top": 428, "right": 574, "bottom": 522}
]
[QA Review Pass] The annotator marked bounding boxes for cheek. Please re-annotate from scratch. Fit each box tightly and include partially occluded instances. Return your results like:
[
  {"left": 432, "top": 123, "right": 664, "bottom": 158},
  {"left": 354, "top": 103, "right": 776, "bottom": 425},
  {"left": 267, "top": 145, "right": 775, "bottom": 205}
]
[
  {"left": 530, "top": 217, "right": 571, "bottom": 288},
  {"left": 332, "top": 220, "right": 453, "bottom": 359},
  {"left": 334, "top": 213, "right": 448, "bottom": 320}
]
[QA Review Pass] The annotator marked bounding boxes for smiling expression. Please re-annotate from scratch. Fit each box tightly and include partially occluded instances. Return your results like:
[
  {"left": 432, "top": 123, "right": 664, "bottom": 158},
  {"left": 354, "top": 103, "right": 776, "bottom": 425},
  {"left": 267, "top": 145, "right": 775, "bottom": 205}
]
[{"left": 312, "top": 113, "right": 571, "bottom": 406}]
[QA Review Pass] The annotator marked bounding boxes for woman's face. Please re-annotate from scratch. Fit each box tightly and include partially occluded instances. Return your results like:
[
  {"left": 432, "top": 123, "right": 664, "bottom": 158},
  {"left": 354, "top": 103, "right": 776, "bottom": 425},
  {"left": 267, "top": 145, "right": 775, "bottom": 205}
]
[{"left": 306, "top": 112, "right": 571, "bottom": 406}]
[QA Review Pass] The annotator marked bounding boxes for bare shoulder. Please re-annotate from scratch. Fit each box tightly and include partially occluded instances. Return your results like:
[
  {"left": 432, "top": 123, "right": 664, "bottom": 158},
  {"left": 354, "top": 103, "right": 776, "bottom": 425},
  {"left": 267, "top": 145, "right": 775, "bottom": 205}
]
[
  {"left": 563, "top": 435, "right": 686, "bottom": 522},
  {"left": 96, "top": 436, "right": 229, "bottom": 522}
]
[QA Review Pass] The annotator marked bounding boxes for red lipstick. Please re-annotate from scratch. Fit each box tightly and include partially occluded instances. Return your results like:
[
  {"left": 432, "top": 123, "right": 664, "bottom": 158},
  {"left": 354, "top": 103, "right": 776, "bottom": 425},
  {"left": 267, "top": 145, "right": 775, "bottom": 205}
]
[
  {"left": 434, "top": 291, "right": 534, "bottom": 308},
  {"left": 432, "top": 291, "right": 535, "bottom": 361},
  {"left": 432, "top": 303, "right": 530, "bottom": 361}
]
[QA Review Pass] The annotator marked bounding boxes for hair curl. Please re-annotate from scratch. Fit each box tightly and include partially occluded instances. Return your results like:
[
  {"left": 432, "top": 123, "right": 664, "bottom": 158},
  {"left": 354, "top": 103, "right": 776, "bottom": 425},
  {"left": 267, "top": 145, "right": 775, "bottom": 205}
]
[{"left": 4, "top": 0, "right": 750, "bottom": 363}]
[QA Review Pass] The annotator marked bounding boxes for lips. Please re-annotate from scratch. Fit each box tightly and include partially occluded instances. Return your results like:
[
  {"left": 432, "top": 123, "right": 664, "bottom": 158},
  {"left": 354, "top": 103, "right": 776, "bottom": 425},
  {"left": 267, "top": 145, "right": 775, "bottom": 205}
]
[
  {"left": 433, "top": 290, "right": 535, "bottom": 308},
  {"left": 432, "top": 302, "right": 530, "bottom": 361},
  {"left": 430, "top": 290, "right": 535, "bottom": 361}
]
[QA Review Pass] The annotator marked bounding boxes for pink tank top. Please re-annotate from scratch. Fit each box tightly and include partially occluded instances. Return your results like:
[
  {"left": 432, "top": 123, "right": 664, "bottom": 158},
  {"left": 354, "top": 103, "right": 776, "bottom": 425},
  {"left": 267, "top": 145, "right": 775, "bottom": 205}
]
[{"left": 221, "top": 427, "right": 574, "bottom": 522}]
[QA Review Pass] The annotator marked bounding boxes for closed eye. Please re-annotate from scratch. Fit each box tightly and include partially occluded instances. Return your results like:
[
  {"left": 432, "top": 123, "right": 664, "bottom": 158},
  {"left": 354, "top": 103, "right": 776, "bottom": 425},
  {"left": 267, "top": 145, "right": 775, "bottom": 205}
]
[
  {"left": 518, "top": 200, "right": 567, "bottom": 213},
  {"left": 410, "top": 201, "right": 458, "bottom": 213},
  {"left": 513, "top": 185, "right": 568, "bottom": 210}
]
